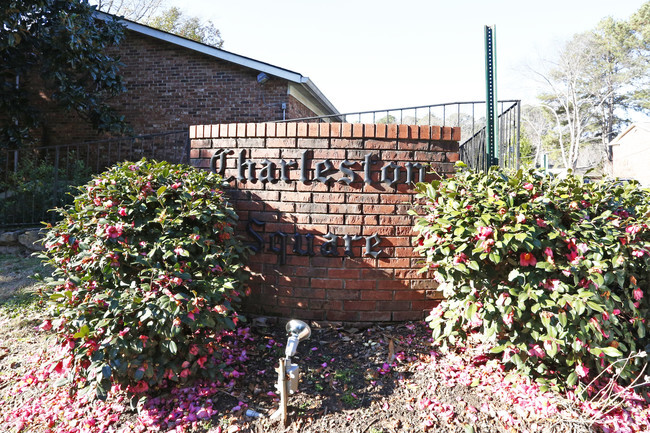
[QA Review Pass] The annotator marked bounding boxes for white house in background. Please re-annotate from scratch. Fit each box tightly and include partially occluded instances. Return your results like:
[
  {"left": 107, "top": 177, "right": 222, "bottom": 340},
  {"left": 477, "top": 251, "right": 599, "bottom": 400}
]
[{"left": 609, "top": 122, "right": 650, "bottom": 186}]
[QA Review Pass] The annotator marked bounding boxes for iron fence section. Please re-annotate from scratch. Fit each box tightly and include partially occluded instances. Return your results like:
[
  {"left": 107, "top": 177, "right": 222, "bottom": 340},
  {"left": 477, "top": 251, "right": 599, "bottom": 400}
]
[
  {"left": 460, "top": 101, "right": 521, "bottom": 171},
  {"left": 283, "top": 100, "right": 520, "bottom": 171},
  {"left": 1, "top": 130, "right": 189, "bottom": 229}
]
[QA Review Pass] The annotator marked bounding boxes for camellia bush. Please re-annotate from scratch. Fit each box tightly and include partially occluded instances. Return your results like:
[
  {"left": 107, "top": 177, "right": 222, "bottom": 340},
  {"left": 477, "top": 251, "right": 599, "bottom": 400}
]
[
  {"left": 413, "top": 163, "right": 650, "bottom": 391},
  {"left": 39, "top": 159, "right": 249, "bottom": 400}
]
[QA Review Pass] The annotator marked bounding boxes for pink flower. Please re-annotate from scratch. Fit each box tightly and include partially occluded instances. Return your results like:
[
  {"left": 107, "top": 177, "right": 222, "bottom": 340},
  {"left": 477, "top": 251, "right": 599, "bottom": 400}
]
[
  {"left": 118, "top": 327, "right": 130, "bottom": 336},
  {"left": 543, "top": 279, "right": 561, "bottom": 291},
  {"left": 139, "top": 335, "right": 149, "bottom": 347},
  {"left": 516, "top": 213, "right": 526, "bottom": 223},
  {"left": 38, "top": 320, "right": 52, "bottom": 331},
  {"left": 523, "top": 182, "right": 534, "bottom": 191},
  {"left": 171, "top": 182, "right": 182, "bottom": 189},
  {"left": 496, "top": 293, "right": 509, "bottom": 307},
  {"left": 626, "top": 225, "right": 641, "bottom": 235},
  {"left": 633, "top": 287, "right": 643, "bottom": 301},
  {"left": 575, "top": 363, "right": 589, "bottom": 378},
  {"left": 503, "top": 310, "right": 514, "bottom": 326},
  {"left": 197, "top": 356, "right": 208, "bottom": 368},
  {"left": 118, "top": 207, "right": 127, "bottom": 216},
  {"left": 189, "top": 345, "right": 199, "bottom": 355},
  {"left": 132, "top": 380, "right": 149, "bottom": 393},
  {"left": 612, "top": 309, "right": 621, "bottom": 315},
  {"left": 476, "top": 226, "right": 493, "bottom": 240},
  {"left": 180, "top": 369, "right": 191, "bottom": 378},
  {"left": 453, "top": 253, "right": 468, "bottom": 265},
  {"left": 536, "top": 218, "right": 548, "bottom": 228},
  {"left": 519, "top": 252, "right": 537, "bottom": 267},
  {"left": 632, "top": 250, "right": 645, "bottom": 257},
  {"left": 527, "top": 344, "right": 545, "bottom": 358},
  {"left": 105, "top": 224, "right": 123, "bottom": 239},
  {"left": 174, "top": 246, "right": 184, "bottom": 255}
]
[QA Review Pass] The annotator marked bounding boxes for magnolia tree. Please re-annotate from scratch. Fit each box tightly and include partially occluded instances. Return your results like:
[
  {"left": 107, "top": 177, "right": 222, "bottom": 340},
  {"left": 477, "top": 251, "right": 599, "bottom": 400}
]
[
  {"left": 39, "top": 159, "right": 249, "bottom": 400},
  {"left": 412, "top": 163, "right": 650, "bottom": 391}
]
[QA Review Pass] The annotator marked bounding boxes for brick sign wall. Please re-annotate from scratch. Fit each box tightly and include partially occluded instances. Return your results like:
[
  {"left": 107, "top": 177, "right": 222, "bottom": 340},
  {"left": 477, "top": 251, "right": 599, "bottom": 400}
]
[{"left": 189, "top": 122, "right": 460, "bottom": 323}]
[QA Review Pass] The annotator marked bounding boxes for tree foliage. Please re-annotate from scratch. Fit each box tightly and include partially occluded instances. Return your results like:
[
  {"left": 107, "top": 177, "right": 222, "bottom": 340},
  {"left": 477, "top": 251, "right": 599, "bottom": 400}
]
[
  {"left": 530, "top": 2, "right": 650, "bottom": 170},
  {"left": 146, "top": 7, "right": 224, "bottom": 48},
  {"left": 1, "top": 0, "right": 129, "bottom": 148},
  {"left": 92, "top": 0, "right": 163, "bottom": 22}
]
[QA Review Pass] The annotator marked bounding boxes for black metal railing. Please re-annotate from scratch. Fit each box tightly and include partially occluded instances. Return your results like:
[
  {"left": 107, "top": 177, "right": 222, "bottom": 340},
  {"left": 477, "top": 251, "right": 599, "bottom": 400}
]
[
  {"left": 283, "top": 100, "right": 521, "bottom": 171},
  {"left": 0, "top": 130, "right": 189, "bottom": 229},
  {"left": 460, "top": 101, "right": 521, "bottom": 171}
]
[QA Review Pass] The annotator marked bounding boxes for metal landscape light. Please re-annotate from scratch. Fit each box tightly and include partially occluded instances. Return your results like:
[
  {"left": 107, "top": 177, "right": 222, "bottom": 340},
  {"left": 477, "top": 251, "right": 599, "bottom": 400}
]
[{"left": 270, "top": 319, "right": 311, "bottom": 425}]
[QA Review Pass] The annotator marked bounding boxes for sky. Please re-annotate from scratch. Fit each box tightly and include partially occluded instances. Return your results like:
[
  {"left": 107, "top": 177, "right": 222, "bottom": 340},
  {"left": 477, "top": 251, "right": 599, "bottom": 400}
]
[{"left": 168, "top": 0, "right": 647, "bottom": 117}]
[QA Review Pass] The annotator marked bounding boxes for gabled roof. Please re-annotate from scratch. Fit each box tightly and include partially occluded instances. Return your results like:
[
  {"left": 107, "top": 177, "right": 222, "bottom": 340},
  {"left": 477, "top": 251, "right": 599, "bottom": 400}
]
[
  {"left": 95, "top": 11, "right": 340, "bottom": 117},
  {"left": 609, "top": 122, "right": 650, "bottom": 147}
]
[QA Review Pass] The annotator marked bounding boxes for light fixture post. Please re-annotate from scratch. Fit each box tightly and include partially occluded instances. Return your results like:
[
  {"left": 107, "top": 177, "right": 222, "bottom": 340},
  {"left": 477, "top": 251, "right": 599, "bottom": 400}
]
[{"left": 270, "top": 319, "right": 311, "bottom": 426}]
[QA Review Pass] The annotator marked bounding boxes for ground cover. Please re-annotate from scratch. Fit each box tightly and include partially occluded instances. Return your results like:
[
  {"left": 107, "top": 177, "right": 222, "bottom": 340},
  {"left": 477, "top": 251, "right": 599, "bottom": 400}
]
[{"left": 1, "top": 253, "right": 649, "bottom": 433}]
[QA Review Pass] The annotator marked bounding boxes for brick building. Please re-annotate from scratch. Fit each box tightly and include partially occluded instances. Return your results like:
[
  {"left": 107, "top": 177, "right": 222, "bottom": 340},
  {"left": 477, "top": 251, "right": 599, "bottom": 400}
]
[{"left": 36, "top": 12, "right": 340, "bottom": 145}]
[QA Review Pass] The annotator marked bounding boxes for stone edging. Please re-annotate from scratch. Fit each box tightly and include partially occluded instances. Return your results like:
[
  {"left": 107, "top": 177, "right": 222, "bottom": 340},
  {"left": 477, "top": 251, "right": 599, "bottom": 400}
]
[{"left": 0, "top": 229, "right": 45, "bottom": 255}]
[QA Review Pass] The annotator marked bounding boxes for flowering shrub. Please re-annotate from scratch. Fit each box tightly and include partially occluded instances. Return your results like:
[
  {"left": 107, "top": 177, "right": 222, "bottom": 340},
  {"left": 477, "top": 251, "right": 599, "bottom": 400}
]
[
  {"left": 39, "top": 159, "right": 249, "bottom": 399},
  {"left": 413, "top": 163, "right": 650, "bottom": 390}
]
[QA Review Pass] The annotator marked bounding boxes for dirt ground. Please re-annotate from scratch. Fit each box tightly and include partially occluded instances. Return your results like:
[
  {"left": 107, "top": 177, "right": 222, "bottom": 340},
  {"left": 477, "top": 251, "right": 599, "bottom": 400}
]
[{"left": 0, "top": 254, "right": 608, "bottom": 433}]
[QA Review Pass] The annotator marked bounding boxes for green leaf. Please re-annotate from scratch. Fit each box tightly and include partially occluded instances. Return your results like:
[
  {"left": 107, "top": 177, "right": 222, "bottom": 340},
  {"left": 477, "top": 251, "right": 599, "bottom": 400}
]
[
  {"left": 157, "top": 186, "right": 167, "bottom": 197},
  {"left": 566, "top": 372, "right": 578, "bottom": 387},
  {"left": 73, "top": 325, "right": 90, "bottom": 339},
  {"left": 600, "top": 346, "right": 623, "bottom": 357}
]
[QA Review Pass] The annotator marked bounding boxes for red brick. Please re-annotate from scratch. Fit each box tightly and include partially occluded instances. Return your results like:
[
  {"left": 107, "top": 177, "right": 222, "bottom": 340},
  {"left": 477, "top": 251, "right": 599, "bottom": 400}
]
[
  {"left": 386, "top": 124, "right": 398, "bottom": 139},
  {"left": 345, "top": 280, "right": 376, "bottom": 290},
  {"left": 430, "top": 126, "right": 441, "bottom": 140},
  {"left": 392, "top": 311, "right": 424, "bottom": 321},
  {"left": 344, "top": 300, "right": 376, "bottom": 311},
  {"left": 394, "top": 290, "right": 425, "bottom": 301},
  {"left": 375, "top": 123, "right": 387, "bottom": 138},
  {"left": 363, "top": 124, "right": 376, "bottom": 138},
  {"left": 352, "top": 123, "right": 364, "bottom": 138},
  {"left": 327, "top": 290, "right": 360, "bottom": 300},
  {"left": 264, "top": 122, "right": 275, "bottom": 137},
  {"left": 360, "top": 291, "right": 393, "bottom": 301},
  {"left": 308, "top": 123, "right": 320, "bottom": 137},
  {"left": 377, "top": 258, "right": 411, "bottom": 268},
  {"left": 326, "top": 311, "right": 360, "bottom": 322},
  {"left": 311, "top": 278, "right": 343, "bottom": 289},
  {"left": 297, "top": 123, "right": 308, "bottom": 137},
  {"left": 377, "top": 300, "right": 411, "bottom": 311},
  {"left": 276, "top": 122, "right": 287, "bottom": 137},
  {"left": 419, "top": 125, "right": 431, "bottom": 140},
  {"left": 362, "top": 204, "right": 396, "bottom": 214},
  {"left": 451, "top": 126, "right": 461, "bottom": 141},
  {"left": 411, "top": 300, "right": 438, "bottom": 311},
  {"left": 398, "top": 125, "right": 409, "bottom": 139},
  {"left": 313, "top": 192, "right": 345, "bottom": 203},
  {"left": 358, "top": 311, "right": 392, "bottom": 322},
  {"left": 319, "top": 123, "right": 330, "bottom": 137},
  {"left": 409, "top": 125, "right": 419, "bottom": 139},
  {"left": 330, "top": 123, "right": 341, "bottom": 137},
  {"left": 328, "top": 269, "right": 360, "bottom": 279},
  {"left": 287, "top": 122, "right": 297, "bottom": 137},
  {"left": 341, "top": 123, "right": 353, "bottom": 138}
]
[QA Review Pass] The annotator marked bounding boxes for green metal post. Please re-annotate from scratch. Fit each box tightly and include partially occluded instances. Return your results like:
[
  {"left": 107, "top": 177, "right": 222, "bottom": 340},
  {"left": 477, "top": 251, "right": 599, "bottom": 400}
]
[{"left": 485, "top": 25, "right": 498, "bottom": 169}]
